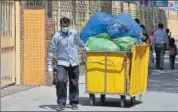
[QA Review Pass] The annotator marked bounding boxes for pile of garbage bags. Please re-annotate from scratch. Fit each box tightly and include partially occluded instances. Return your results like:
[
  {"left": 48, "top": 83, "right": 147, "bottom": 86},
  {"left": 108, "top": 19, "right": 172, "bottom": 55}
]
[
  {"left": 80, "top": 12, "right": 113, "bottom": 42},
  {"left": 80, "top": 12, "right": 143, "bottom": 52},
  {"left": 86, "top": 37, "right": 120, "bottom": 51}
]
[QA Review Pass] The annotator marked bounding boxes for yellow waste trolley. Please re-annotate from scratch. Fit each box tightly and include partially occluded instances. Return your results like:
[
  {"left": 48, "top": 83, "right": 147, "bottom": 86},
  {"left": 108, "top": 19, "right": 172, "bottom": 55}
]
[{"left": 85, "top": 44, "right": 150, "bottom": 107}]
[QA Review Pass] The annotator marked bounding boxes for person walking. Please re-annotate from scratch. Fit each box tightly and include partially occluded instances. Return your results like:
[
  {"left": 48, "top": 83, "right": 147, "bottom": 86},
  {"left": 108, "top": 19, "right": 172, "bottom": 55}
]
[
  {"left": 47, "top": 17, "right": 88, "bottom": 110},
  {"left": 151, "top": 23, "right": 169, "bottom": 70},
  {"left": 147, "top": 28, "right": 156, "bottom": 63},
  {"left": 166, "top": 28, "right": 172, "bottom": 46},
  {"left": 140, "top": 24, "right": 148, "bottom": 42},
  {"left": 166, "top": 28, "right": 171, "bottom": 40},
  {"left": 169, "top": 38, "right": 177, "bottom": 70}
]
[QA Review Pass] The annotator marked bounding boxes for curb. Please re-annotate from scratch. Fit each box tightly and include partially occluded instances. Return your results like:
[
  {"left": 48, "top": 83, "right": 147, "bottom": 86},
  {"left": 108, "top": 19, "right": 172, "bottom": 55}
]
[{"left": 1, "top": 83, "right": 15, "bottom": 89}]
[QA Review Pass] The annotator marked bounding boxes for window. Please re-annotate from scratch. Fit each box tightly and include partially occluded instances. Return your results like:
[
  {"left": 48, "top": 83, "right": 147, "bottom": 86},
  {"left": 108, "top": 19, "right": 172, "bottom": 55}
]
[{"left": 1, "top": 2, "right": 13, "bottom": 37}]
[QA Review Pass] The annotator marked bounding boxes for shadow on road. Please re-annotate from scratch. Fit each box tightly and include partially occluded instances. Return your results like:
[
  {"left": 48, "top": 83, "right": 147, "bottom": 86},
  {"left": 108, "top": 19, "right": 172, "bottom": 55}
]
[
  {"left": 39, "top": 105, "right": 57, "bottom": 110},
  {"left": 39, "top": 97, "right": 142, "bottom": 110},
  {"left": 148, "top": 61, "right": 178, "bottom": 93},
  {"left": 79, "top": 97, "right": 142, "bottom": 108}
]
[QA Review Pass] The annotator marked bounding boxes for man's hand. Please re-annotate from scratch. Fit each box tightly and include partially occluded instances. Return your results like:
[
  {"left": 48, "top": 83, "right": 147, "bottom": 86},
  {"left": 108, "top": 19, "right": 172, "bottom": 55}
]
[
  {"left": 86, "top": 47, "right": 89, "bottom": 51},
  {"left": 84, "top": 46, "right": 89, "bottom": 52}
]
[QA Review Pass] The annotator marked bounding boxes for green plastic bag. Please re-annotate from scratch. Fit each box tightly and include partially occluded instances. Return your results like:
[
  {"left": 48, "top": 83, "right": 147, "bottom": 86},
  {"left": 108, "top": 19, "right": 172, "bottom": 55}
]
[
  {"left": 86, "top": 38, "right": 120, "bottom": 51},
  {"left": 90, "top": 33, "right": 112, "bottom": 40},
  {"left": 112, "top": 37, "right": 136, "bottom": 51}
]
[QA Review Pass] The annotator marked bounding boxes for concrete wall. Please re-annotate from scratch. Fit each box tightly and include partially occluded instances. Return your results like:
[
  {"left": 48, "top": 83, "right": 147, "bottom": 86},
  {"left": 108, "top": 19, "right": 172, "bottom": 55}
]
[{"left": 167, "top": 10, "right": 178, "bottom": 40}]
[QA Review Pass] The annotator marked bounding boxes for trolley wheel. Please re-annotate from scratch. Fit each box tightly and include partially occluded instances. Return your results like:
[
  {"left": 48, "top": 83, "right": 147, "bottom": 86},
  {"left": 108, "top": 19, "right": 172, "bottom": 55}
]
[
  {"left": 130, "top": 96, "right": 136, "bottom": 105},
  {"left": 100, "top": 94, "right": 105, "bottom": 105},
  {"left": 89, "top": 94, "right": 96, "bottom": 106},
  {"left": 120, "top": 95, "right": 126, "bottom": 107}
]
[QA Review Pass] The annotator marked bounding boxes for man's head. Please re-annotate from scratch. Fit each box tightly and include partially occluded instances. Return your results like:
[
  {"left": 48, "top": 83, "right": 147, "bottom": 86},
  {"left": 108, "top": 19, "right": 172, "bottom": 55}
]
[
  {"left": 60, "top": 17, "right": 70, "bottom": 33},
  {"left": 140, "top": 24, "right": 145, "bottom": 29},
  {"left": 158, "top": 23, "right": 164, "bottom": 29},
  {"left": 135, "top": 18, "right": 140, "bottom": 25},
  {"left": 166, "top": 28, "right": 170, "bottom": 34}
]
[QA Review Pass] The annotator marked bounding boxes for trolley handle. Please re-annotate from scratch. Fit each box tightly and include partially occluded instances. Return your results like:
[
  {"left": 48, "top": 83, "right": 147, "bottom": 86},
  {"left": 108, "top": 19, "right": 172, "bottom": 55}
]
[{"left": 87, "top": 59, "right": 128, "bottom": 66}]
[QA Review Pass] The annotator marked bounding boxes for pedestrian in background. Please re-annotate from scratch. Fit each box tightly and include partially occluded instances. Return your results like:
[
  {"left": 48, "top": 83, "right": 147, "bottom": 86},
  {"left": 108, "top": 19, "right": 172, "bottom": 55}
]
[
  {"left": 135, "top": 18, "right": 140, "bottom": 25},
  {"left": 146, "top": 26, "right": 156, "bottom": 44},
  {"left": 140, "top": 24, "right": 148, "bottom": 42},
  {"left": 147, "top": 27, "right": 156, "bottom": 63},
  {"left": 169, "top": 38, "right": 177, "bottom": 70},
  {"left": 151, "top": 23, "right": 169, "bottom": 70},
  {"left": 166, "top": 28, "right": 171, "bottom": 40},
  {"left": 166, "top": 28, "right": 172, "bottom": 46},
  {"left": 47, "top": 17, "right": 88, "bottom": 110}
]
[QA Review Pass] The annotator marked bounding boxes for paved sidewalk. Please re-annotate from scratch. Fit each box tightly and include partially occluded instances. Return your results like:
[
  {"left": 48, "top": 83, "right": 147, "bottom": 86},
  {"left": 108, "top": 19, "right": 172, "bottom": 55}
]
[
  {"left": 1, "top": 85, "right": 36, "bottom": 97},
  {"left": 1, "top": 51, "right": 178, "bottom": 111},
  {"left": 1, "top": 84, "right": 178, "bottom": 111}
]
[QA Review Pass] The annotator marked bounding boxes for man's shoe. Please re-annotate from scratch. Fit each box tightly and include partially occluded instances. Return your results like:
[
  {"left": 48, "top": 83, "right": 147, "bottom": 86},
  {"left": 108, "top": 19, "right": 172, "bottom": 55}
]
[
  {"left": 56, "top": 105, "right": 65, "bottom": 111},
  {"left": 71, "top": 104, "right": 78, "bottom": 110}
]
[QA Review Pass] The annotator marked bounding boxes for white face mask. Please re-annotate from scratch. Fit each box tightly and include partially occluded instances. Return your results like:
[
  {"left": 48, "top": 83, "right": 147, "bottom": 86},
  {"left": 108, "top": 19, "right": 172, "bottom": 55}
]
[{"left": 61, "top": 27, "right": 69, "bottom": 33}]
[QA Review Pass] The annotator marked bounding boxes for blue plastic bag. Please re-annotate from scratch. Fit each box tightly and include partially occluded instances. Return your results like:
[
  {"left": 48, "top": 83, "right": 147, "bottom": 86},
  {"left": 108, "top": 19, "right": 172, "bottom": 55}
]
[
  {"left": 107, "top": 22, "right": 132, "bottom": 37},
  {"left": 80, "top": 12, "right": 113, "bottom": 42},
  {"left": 107, "top": 13, "right": 142, "bottom": 39}
]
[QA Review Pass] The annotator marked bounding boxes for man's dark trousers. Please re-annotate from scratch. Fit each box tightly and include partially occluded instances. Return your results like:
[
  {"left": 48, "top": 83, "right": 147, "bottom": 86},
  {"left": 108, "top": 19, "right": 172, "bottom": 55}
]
[
  {"left": 155, "top": 44, "right": 166, "bottom": 69},
  {"left": 55, "top": 65, "right": 79, "bottom": 107},
  {"left": 170, "top": 55, "right": 176, "bottom": 69}
]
